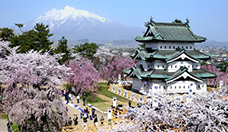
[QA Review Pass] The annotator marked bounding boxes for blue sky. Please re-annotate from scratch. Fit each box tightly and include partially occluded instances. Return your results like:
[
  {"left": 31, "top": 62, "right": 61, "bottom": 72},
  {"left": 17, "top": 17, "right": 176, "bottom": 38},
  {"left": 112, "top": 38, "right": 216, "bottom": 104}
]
[{"left": 0, "top": 0, "right": 228, "bottom": 42}]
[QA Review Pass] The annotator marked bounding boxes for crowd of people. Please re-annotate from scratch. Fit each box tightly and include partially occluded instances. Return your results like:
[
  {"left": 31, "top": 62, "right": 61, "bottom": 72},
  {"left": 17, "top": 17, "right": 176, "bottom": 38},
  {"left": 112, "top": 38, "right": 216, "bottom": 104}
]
[
  {"left": 62, "top": 89, "right": 106, "bottom": 128},
  {"left": 65, "top": 107, "right": 105, "bottom": 128}
]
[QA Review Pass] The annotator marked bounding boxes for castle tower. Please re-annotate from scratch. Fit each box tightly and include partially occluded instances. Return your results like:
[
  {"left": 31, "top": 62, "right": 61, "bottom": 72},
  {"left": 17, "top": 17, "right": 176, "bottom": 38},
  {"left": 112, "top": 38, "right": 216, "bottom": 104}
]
[{"left": 124, "top": 21, "right": 216, "bottom": 95}]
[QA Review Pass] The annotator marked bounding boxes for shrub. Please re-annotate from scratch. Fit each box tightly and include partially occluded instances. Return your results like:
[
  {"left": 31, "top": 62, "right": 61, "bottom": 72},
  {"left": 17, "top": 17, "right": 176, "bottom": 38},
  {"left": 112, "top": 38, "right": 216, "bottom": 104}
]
[{"left": 87, "top": 94, "right": 97, "bottom": 102}]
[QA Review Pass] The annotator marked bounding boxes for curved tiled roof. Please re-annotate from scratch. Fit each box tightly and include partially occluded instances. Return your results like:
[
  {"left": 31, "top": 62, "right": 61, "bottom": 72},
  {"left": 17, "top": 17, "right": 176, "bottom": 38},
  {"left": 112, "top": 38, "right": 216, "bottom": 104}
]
[
  {"left": 135, "top": 22, "right": 206, "bottom": 43},
  {"left": 130, "top": 48, "right": 210, "bottom": 60},
  {"left": 123, "top": 66, "right": 216, "bottom": 81}
]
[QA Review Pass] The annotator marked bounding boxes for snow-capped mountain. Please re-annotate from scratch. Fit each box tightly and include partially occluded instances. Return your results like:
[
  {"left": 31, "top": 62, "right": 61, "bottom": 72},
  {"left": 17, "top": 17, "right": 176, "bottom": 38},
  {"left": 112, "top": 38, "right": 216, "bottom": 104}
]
[{"left": 23, "top": 6, "right": 143, "bottom": 40}]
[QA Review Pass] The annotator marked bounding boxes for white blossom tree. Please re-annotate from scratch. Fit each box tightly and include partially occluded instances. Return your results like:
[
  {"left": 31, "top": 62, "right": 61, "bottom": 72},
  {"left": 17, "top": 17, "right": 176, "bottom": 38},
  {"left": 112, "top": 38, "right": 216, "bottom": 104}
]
[
  {"left": 110, "top": 87, "right": 228, "bottom": 132},
  {"left": 0, "top": 41, "right": 71, "bottom": 131}
]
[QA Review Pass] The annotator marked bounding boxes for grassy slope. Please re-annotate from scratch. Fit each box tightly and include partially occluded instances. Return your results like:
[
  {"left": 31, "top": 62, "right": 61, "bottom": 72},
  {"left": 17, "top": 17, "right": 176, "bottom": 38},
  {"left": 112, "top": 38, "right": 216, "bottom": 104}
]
[
  {"left": 97, "top": 83, "right": 130, "bottom": 103},
  {"left": 88, "top": 83, "right": 136, "bottom": 111}
]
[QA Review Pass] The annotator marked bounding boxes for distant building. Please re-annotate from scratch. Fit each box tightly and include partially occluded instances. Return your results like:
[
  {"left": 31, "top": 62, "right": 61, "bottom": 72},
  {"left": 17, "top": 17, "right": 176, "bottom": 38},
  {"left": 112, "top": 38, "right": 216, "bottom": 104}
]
[{"left": 124, "top": 21, "right": 216, "bottom": 95}]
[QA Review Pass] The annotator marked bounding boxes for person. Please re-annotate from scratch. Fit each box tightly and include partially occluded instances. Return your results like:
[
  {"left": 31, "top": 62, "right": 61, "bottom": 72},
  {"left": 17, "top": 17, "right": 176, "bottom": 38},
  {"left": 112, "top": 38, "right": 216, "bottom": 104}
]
[
  {"left": 62, "top": 90, "right": 64, "bottom": 96},
  {"left": 83, "top": 96, "right": 86, "bottom": 106},
  {"left": 65, "top": 90, "right": 69, "bottom": 103},
  {"left": 93, "top": 114, "right": 98, "bottom": 126},
  {"left": 80, "top": 112, "right": 83, "bottom": 119},
  {"left": 77, "top": 95, "right": 80, "bottom": 103},
  {"left": 100, "top": 116, "right": 104, "bottom": 125},
  {"left": 92, "top": 108, "right": 96, "bottom": 118},
  {"left": 73, "top": 114, "right": 78, "bottom": 126},
  {"left": 83, "top": 114, "right": 88, "bottom": 127},
  {"left": 7, "top": 119, "right": 12, "bottom": 132},
  {"left": 68, "top": 117, "right": 72, "bottom": 126},
  {"left": 129, "top": 101, "right": 132, "bottom": 107},
  {"left": 69, "top": 93, "right": 73, "bottom": 103},
  {"left": 69, "top": 93, "right": 72, "bottom": 101},
  {"left": 85, "top": 107, "right": 90, "bottom": 114}
]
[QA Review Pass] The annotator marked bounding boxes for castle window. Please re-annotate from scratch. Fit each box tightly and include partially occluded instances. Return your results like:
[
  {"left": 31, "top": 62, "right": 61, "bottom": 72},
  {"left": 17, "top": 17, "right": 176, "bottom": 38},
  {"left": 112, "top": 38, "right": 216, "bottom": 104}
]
[
  {"left": 170, "top": 86, "right": 172, "bottom": 89},
  {"left": 178, "top": 46, "right": 180, "bottom": 48},
  {"left": 183, "top": 86, "right": 185, "bottom": 89},
  {"left": 175, "top": 86, "right": 176, "bottom": 89},
  {"left": 190, "top": 46, "right": 192, "bottom": 49},
  {"left": 164, "top": 46, "right": 166, "bottom": 49},
  {"left": 173, "top": 46, "right": 175, "bottom": 49},
  {"left": 202, "top": 85, "right": 204, "bottom": 87},
  {"left": 175, "top": 65, "right": 177, "bottom": 68},
  {"left": 157, "top": 65, "right": 159, "bottom": 68},
  {"left": 186, "top": 46, "right": 188, "bottom": 49},
  {"left": 182, "top": 46, "right": 184, "bottom": 48},
  {"left": 179, "top": 86, "right": 181, "bottom": 89},
  {"left": 171, "top": 65, "right": 173, "bottom": 68},
  {"left": 159, "top": 86, "right": 161, "bottom": 89},
  {"left": 164, "top": 86, "right": 165, "bottom": 89},
  {"left": 196, "top": 65, "right": 198, "bottom": 68},
  {"left": 162, "top": 65, "right": 164, "bottom": 68},
  {"left": 188, "top": 65, "right": 190, "bottom": 68},
  {"left": 188, "top": 86, "right": 190, "bottom": 89},
  {"left": 160, "top": 46, "right": 162, "bottom": 49},
  {"left": 169, "top": 46, "right": 171, "bottom": 49}
]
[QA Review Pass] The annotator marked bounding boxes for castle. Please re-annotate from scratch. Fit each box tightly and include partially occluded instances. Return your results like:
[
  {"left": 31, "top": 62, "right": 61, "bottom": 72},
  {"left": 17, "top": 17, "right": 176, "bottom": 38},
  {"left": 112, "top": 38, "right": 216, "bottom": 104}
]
[{"left": 124, "top": 20, "right": 216, "bottom": 96}]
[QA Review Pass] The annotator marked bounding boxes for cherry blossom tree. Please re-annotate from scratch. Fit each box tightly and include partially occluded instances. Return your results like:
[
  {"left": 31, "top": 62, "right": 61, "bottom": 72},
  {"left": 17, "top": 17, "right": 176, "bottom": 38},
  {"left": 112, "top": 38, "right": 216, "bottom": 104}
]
[
  {"left": 65, "top": 58, "right": 100, "bottom": 94},
  {"left": 201, "top": 65, "right": 228, "bottom": 86},
  {"left": 0, "top": 41, "right": 70, "bottom": 131},
  {"left": 110, "top": 87, "right": 228, "bottom": 132},
  {"left": 101, "top": 56, "right": 135, "bottom": 81}
]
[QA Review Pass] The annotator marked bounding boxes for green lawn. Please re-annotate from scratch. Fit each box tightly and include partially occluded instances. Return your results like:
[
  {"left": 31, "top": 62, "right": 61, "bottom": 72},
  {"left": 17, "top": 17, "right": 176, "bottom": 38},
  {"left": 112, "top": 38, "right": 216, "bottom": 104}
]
[
  {"left": 97, "top": 83, "right": 136, "bottom": 104},
  {"left": 89, "top": 102, "right": 111, "bottom": 112},
  {"left": 85, "top": 83, "right": 136, "bottom": 111},
  {"left": 86, "top": 94, "right": 107, "bottom": 104},
  {"left": 0, "top": 112, "right": 8, "bottom": 119}
]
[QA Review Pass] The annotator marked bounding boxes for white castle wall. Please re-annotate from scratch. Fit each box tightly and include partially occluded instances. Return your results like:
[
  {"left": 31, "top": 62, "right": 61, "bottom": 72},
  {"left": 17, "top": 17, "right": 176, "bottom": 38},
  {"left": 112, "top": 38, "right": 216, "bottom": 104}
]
[
  {"left": 145, "top": 42, "right": 195, "bottom": 50},
  {"left": 168, "top": 61, "right": 195, "bottom": 72},
  {"left": 132, "top": 78, "right": 207, "bottom": 94},
  {"left": 136, "top": 80, "right": 207, "bottom": 94},
  {"left": 143, "top": 60, "right": 200, "bottom": 72},
  {"left": 153, "top": 60, "right": 167, "bottom": 70}
]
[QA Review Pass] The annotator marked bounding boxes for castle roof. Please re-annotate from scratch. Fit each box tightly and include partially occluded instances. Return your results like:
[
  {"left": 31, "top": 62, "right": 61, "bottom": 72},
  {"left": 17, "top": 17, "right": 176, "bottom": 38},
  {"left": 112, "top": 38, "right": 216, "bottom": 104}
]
[
  {"left": 130, "top": 48, "right": 210, "bottom": 61},
  {"left": 123, "top": 66, "right": 217, "bottom": 82},
  {"left": 135, "top": 22, "right": 206, "bottom": 42},
  {"left": 164, "top": 67, "right": 204, "bottom": 83}
]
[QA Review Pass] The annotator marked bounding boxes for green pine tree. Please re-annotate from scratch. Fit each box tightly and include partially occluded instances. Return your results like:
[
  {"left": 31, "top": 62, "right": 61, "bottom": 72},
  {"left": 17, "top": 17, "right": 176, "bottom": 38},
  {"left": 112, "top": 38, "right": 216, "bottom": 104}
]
[
  {"left": 53, "top": 36, "right": 72, "bottom": 64},
  {"left": 74, "top": 42, "right": 98, "bottom": 59},
  {"left": 9, "top": 23, "right": 53, "bottom": 53},
  {"left": 33, "top": 23, "right": 54, "bottom": 53},
  {"left": 220, "top": 61, "right": 228, "bottom": 72},
  {"left": 0, "top": 28, "right": 15, "bottom": 41},
  {"left": 9, "top": 30, "right": 35, "bottom": 53}
]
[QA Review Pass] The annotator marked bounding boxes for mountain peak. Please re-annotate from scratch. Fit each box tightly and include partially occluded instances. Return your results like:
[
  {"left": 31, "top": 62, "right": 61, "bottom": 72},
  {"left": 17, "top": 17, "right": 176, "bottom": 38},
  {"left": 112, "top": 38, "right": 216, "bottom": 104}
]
[
  {"left": 64, "top": 5, "right": 75, "bottom": 10},
  {"left": 34, "top": 6, "right": 108, "bottom": 26},
  {"left": 23, "top": 6, "right": 142, "bottom": 40}
]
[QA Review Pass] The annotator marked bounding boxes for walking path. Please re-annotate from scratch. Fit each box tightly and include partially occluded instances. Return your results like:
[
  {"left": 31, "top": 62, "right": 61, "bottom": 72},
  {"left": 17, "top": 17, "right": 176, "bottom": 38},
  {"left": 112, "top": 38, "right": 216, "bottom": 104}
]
[
  {"left": 0, "top": 119, "right": 7, "bottom": 132},
  {"left": 62, "top": 94, "right": 108, "bottom": 128}
]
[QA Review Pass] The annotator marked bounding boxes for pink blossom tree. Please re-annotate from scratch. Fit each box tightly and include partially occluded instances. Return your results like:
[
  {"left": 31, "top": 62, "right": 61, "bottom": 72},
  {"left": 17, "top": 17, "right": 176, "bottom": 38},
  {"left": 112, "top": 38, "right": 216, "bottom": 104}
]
[
  {"left": 65, "top": 58, "right": 100, "bottom": 94},
  {"left": 201, "top": 65, "right": 228, "bottom": 86},
  {"left": 0, "top": 41, "right": 70, "bottom": 131},
  {"left": 101, "top": 56, "right": 135, "bottom": 81}
]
